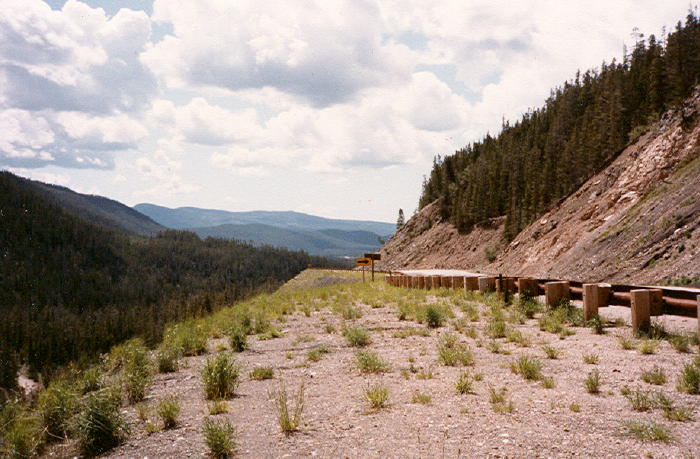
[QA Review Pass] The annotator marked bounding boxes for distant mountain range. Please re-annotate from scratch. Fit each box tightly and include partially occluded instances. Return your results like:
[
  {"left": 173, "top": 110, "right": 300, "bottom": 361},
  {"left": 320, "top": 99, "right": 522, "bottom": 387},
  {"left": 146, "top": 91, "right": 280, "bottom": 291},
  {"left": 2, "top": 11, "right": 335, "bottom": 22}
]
[
  {"left": 134, "top": 203, "right": 395, "bottom": 258},
  {"left": 8, "top": 176, "right": 165, "bottom": 236}
]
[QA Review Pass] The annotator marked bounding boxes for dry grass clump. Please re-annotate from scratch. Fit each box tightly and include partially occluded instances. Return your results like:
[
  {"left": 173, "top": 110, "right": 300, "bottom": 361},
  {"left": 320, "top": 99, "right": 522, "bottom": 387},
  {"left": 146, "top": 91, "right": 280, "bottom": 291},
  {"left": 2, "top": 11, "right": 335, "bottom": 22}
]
[
  {"left": 437, "top": 333, "right": 474, "bottom": 366},
  {"left": 307, "top": 345, "right": 331, "bottom": 362},
  {"left": 393, "top": 327, "right": 430, "bottom": 339},
  {"left": 676, "top": 357, "right": 700, "bottom": 394},
  {"left": 276, "top": 381, "right": 305, "bottom": 434},
  {"left": 455, "top": 371, "right": 475, "bottom": 394},
  {"left": 411, "top": 392, "right": 432, "bottom": 404},
  {"left": 343, "top": 326, "right": 371, "bottom": 347},
  {"left": 637, "top": 339, "right": 658, "bottom": 355},
  {"left": 355, "top": 350, "right": 390, "bottom": 373},
  {"left": 584, "top": 369, "right": 601, "bottom": 394},
  {"left": 510, "top": 355, "right": 543, "bottom": 380},
  {"left": 202, "top": 418, "right": 237, "bottom": 458},
  {"left": 582, "top": 353, "right": 599, "bottom": 365},
  {"left": 489, "top": 386, "right": 514, "bottom": 413},
  {"left": 621, "top": 420, "right": 672, "bottom": 443},
  {"left": 249, "top": 366, "right": 274, "bottom": 380},
  {"left": 201, "top": 353, "right": 241, "bottom": 400},
  {"left": 156, "top": 396, "right": 181, "bottom": 429},
  {"left": 640, "top": 366, "right": 666, "bottom": 385},
  {"left": 364, "top": 384, "right": 389, "bottom": 410},
  {"left": 542, "top": 345, "right": 560, "bottom": 359}
]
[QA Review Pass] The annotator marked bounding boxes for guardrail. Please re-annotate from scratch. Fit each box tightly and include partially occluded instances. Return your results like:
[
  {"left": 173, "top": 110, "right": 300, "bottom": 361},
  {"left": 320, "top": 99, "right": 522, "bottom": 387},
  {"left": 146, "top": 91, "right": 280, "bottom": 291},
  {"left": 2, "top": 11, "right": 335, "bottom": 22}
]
[{"left": 384, "top": 272, "right": 699, "bottom": 335}]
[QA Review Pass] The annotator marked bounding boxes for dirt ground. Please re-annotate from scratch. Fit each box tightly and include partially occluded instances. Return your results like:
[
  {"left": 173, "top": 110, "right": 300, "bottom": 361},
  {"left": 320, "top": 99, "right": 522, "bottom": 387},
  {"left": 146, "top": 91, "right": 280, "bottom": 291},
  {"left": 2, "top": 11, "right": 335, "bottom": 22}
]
[{"left": 103, "top": 283, "right": 699, "bottom": 458}]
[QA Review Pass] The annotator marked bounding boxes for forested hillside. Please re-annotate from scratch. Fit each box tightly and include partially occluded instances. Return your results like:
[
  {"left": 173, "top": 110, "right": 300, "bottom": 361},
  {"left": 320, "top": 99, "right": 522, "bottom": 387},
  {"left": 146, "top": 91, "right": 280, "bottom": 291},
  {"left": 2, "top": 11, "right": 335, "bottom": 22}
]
[
  {"left": 419, "top": 11, "right": 700, "bottom": 240},
  {"left": 0, "top": 172, "right": 341, "bottom": 388}
]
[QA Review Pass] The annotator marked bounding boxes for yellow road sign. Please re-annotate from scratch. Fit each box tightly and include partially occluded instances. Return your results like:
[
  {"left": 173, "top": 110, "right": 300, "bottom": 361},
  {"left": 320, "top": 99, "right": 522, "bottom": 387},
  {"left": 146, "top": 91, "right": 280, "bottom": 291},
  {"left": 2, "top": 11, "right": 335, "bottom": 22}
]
[{"left": 355, "top": 258, "right": 371, "bottom": 266}]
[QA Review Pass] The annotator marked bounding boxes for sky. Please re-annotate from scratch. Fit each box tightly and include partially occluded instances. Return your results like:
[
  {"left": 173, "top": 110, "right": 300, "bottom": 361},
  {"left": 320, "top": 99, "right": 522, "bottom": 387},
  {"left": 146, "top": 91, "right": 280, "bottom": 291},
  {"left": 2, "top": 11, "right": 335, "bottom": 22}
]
[{"left": 0, "top": 1, "right": 695, "bottom": 222}]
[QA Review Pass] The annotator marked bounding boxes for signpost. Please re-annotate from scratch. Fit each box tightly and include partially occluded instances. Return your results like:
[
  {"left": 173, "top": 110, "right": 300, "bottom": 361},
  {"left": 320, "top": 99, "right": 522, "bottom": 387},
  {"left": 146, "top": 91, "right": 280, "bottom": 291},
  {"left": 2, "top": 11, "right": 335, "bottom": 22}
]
[
  {"left": 356, "top": 257, "right": 370, "bottom": 282},
  {"left": 364, "top": 253, "right": 381, "bottom": 282}
]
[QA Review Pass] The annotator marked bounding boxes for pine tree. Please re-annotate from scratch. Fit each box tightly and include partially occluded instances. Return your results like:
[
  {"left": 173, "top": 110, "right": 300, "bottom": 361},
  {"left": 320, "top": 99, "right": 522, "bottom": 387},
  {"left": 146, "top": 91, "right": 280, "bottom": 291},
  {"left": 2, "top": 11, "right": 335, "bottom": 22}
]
[{"left": 396, "top": 209, "right": 405, "bottom": 230}]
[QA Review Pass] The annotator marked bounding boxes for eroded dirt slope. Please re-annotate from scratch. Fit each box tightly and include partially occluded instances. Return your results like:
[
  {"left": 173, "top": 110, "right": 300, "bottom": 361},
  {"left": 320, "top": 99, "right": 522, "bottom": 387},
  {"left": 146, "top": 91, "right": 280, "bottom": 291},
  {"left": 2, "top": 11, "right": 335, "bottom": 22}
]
[{"left": 381, "top": 89, "right": 700, "bottom": 284}]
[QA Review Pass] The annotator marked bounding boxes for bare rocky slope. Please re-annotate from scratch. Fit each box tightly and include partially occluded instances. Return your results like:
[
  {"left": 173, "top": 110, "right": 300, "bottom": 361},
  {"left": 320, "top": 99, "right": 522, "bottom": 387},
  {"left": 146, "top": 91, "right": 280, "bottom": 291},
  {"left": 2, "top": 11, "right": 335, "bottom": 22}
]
[{"left": 380, "top": 89, "right": 700, "bottom": 284}]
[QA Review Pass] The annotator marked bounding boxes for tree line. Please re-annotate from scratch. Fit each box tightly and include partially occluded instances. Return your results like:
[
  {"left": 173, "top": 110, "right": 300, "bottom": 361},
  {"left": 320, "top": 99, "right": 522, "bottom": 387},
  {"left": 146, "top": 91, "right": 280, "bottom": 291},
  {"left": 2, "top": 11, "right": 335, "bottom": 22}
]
[
  {"left": 419, "top": 10, "right": 700, "bottom": 241},
  {"left": 0, "top": 171, "right": 343, "bottom": 389}
]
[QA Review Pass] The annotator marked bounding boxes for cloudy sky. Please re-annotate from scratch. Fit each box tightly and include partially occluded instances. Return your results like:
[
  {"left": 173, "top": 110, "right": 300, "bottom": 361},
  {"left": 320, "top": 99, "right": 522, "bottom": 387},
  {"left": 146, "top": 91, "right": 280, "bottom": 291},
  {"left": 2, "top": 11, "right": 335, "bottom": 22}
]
[{"left": 0, "top": 0, "right": 694, "bottom": 222}]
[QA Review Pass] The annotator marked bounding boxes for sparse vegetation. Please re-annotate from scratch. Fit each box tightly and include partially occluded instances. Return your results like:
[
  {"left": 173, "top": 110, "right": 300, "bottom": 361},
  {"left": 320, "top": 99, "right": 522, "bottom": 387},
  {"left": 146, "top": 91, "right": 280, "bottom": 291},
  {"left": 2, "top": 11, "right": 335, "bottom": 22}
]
[
  {"left": 364, "top": 384, "right": 390, "bottom": 410},
  {"left": 425, "top": 305, "right": 446, "bottom": 328},
  {"left": 455, "top": 371, "right": 475, "bottom": 394},
  {"left": 307, "top": 345, "right": 331, "bottom": 362},
  {"left": 249, "top": 366, "right": 275, "bottom": 380},
  {"left": 411, "top": 392, "right": 431, "bottom": 404},
  {"left": 622, "top": 420, "right": 672, "bottom": 443},
  {"left": 583, "top": 353, "right": 599, "bottom": 365},
  {"left": 276, "top": 381, "right": 305, "bottom": 434},
  {"left": 355, "top": 350, "right": 390, "bottom": 373},
  {"left": 542, "top": 345, "right": 560, "bottom": 359},
  {"left": 208, "top": 401, "right": 228, "bottom": 415},
  {"left": 202, "top": 418, "right": 237, "bottom": 458},
  {"left": 437, "top": 333, "right": 474, "bottom": 366},
  {"left": 641, "top": 366, "right": 667, "bottom": 385},
  {"left": 618, "top": 335, "right": 636, "bottom": 350},
  {"left": 676, "top": 358, "right": 700, "bottom": 394},
  {"left": 584, "top": 370, "right": 601, "bottom": 394},
  {"left": 74, "top": 390, "right": 128, "bottom": 457},
  {"left": 343, "top": 326, "right": 371, "bottom": 347},
  {"left": 156, "top": 396, "right": 181, "bottom": 429},
  {"left": 510, "top": 355, "right": 543, "bottom": 380},
  {"left": 638, "top": 340, "right": 658, "bottom": 355},
  {"left": 541, "top": 376, "right": 556, "bottom": 389},
  {"left": 201, "top": 353, "right": 241, "bottom": 400}
]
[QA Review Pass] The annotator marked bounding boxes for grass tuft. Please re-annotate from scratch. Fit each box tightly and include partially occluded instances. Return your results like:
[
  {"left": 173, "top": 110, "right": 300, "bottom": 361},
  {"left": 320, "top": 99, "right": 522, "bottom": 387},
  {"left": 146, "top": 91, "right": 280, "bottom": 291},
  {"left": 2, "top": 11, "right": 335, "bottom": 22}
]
[
  {"left": 201, "top": 353, "right": 241, "bottom": 400},
  {"left": 307, "top": 345, "right": 331, "bottom": 362},
  {"left": 249, "top": 366, "right": 274, "bottom": 380},
  {"left": 202, "top": 418, "right": 237, "bottom": 458},
  {"left": 582, "top": 353, "right": 599, "bottom": 365},
  {"left": 455, "top": 371, "right": 475, "bottom": 395},
  {"left": 343, "top": 326, "right": 371, "bottom": 347},
  {"left": 622, "top": 420, "right": 672, "bottom": 443},
  {"left": 355, "top": 350, "right": 390, "bottom": 373},
  {"left": 156, "top": 396, "right": 181, "bottom": 429},
  {"left": 640, "top": 366, "right": 667, "bottom": 385},
  {"left": 276, "top": 381, "right": 304, "bottom": 434},
  {"left": 584, "top": 369, "right": 601, "bottom": 394},
  {"left": 637, "top": 339, "right": 658, "bottom": 355},
  {"left": 74, "top": 390, "right": 128, "bottom": 457},
  {"left": 510, "top": 355, "right": 543, "bottom": 380},
  {"left": 364, "top": 384, "right": 389, "bottom": 410},
  {"left": 542, "top": 345, "right": 560, "bottom": 359},
  {"left": 437, "top": 333, "right": 474, "bottom": 366},
  {"left": 676, "top": 359, "right": 700, "bottom": 394}
]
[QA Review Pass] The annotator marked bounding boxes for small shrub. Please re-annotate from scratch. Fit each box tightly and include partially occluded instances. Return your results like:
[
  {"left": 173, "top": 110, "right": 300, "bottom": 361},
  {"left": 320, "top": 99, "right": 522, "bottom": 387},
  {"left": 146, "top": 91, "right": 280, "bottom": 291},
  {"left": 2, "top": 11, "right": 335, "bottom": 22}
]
[
  {"left": 487, "top": 340, "right": 510, "bottom": 355},
  {"left": 416, "top": 368, "right": 434, "bottom": 380},
  {"left": 510, "top": 355, "right": 543, "bottom": 380},
  {"left": 425, "top": 306, "right": 445, "bottom": 328},
  {"left": 542, "top": 345, "right": 560, "bottom": 359},
  {"left": 201, "top": 353, "right": 241, "bottom": 400},
  {"left": 488, "top": 386, "right": 507, "bottom": 404},
  {"left": 668, "top": 334, "right": 693, "bottom": 353},
  {"left": 355, "top": 350, "right": 390, "bottom": 373},
  {"left": 80, "top": 367, "right": 104, "bottom": 394},
  {"left": 588, "top": 316, "right": 605, "bottom": 334},
  {"left": 156, "top": 396, "right": 181, "bottom": 429},
  {"left": 249, "top": 366, "right": 274, "bottom": 380},
  {"left": 641, "top": 366, "right": 667, "bottom": 385},
  {"left": 74, "top": 390, "right": 128, "bottom": 457},
  {"left": 676, "top": 360, "right": 700, "bottom": 394},
  {"left": 343, "top": 327, "right": 371, "bottom": 347},
  {"left": 485, "top": 319, "right": 507, "bottom": 339},
  {"left": 37, "top": 379, "right": 79, "bottom": 441},
  {"left": 339, "top": 304, "right": 362, "bottom": 320},
  {"left": 156, "top": 346, "right": 180, "bottom": 373},
  {"left": 163, "top": 322, "right": 208, "bottom": 357},
  {"left": 364, "top": 384, "right": 389, "bottom": 410},
  {"left": 202, "top": 418, "right": 237, "bottom": 458},
  {"left": 583, "top": 353, "right": 599, "bottom": 365},
  {"left": 622, "top": 420, "right": 672, "bottom": 443},
  {"left": 489, "top": 386, "right": 513, "bottom": 413},
  {"left": 618, "top": 335, "right": 636, "bottom": 350},
  {"left": 517, "top": 296, "right": 544, "bottom": 319},
  {"left": 393, "top": 328, "right": 430, "bottom": 339},
  {"left": 1, "top": 404, "right": 41, "bottom": 459},
  {"left": 307, "top": 345, "right": 331, "bottom": 362},
  {"left": 584, "top": 369, "right": 601, "bottom": 394},
  {"left": 122, "top": 346, "right": 153, "bottom": 404},
  {"left": 541, "top": 376, "right": 556, "bottom": 389},
  {"left": 228, "top": 325, "right": 248, "bottom": 353},
  {"left": 324, "top": 324, "right": 336, "bottom": 334},
  {"left": 664, "top": 406, "right": 694, "bottom": 422},
  {"left": 437, "top": 334, "right": 474, "bottom": 366},
  {"left": 411, "top": 392, "right": 431, "bottom": 404},
  {"left": 623, "top": 387, "right": 655, "bottom": 411},
  {"left": 638, "top": 340, "right": 658, "bottom": 355},
  {"left": 506, "top": 329, "right": 531, "bottom": 347},
  {"left": 208, "top": 400, "right": 228, "bottom": 415},
  {"left": 455, "top": 371, "right": 475, "bottom": 394},
  {"left": 276, "top": 381, "right": 304, "bottom": 434},
  {"left": 569, "top": 403, "right": 581, "bottom": 412}
]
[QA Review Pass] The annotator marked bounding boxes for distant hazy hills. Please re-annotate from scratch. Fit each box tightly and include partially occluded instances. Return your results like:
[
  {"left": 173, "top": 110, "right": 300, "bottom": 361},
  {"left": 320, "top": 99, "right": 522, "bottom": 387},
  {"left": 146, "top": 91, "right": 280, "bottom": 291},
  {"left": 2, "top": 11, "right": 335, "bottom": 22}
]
[{"left": 135, "top": 203, "right": 394, "bottom": 258}]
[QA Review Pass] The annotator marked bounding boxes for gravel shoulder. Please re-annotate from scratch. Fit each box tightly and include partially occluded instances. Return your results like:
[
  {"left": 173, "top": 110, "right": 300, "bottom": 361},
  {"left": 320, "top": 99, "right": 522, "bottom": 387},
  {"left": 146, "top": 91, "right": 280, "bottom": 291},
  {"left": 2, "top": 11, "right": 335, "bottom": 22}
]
[{"left": 105, "top": 281, "right": 700, "bottom": 458}]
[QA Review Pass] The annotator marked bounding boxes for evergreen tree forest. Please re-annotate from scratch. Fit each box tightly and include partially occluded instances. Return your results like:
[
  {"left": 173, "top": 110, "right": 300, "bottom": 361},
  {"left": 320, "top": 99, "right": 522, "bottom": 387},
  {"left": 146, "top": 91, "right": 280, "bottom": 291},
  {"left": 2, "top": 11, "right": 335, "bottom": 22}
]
[
  {"left": 0, "top": 171, "right": 342, "bottom": 387},
  {"left": 419, "top": 11, "right": 700, "bottom": 240}
]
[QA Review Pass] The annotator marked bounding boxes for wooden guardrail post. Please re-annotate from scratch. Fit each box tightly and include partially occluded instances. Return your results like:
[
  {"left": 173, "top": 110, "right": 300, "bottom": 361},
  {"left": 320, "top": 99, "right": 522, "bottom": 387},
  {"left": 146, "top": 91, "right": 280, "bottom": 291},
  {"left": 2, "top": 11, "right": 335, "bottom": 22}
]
[
  {"left": 582, "top": 283, "right": 612, "bottom": 321},
  {"left": 496, "top": 277, "right": 515, "bottom": 300},
  {"left": 451, "top": 276, "right": 464, "bottom": 290},
  {"left": 545, "top": 281, "right": 570, "bottom": 308},
  {"left": 431, "top": 276, "right": 441, "bottom": 289},
  {"left": 440, "top": 276, "right": 451, "bottom": 288},
  {"left": 517, "top": 277, "right": 539, "bottom": 297},
  {"left": 465, "top": 276, "right": 479, "bottom": 291},
  {"left": 648, "top": 289, "right": 663, "bottom": 316},
  {"left": 416, "top": 276, "right": 425, "bottom": 289},
  {"left": 697, "top": 295, "right": 700, "bottom": 337},
  {"left": 631, "top": 289, "right": 652, "bottom": 334},
  {"left": 478, "top": 276, "right": 496, "bottom": 293}
]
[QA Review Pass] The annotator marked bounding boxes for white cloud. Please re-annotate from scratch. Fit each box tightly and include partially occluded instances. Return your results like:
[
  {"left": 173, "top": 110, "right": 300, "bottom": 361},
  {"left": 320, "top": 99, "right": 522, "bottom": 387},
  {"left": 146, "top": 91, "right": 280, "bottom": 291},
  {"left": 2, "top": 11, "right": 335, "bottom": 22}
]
[{"left": 144, "top": 0, "right": 412, "bottom": 107}]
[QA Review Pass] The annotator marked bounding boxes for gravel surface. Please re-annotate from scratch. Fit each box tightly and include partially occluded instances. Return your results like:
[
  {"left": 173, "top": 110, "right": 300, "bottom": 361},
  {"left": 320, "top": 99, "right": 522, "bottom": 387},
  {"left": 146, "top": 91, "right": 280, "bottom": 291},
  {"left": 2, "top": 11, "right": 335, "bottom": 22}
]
[{"left": 105, "top": 288, "right": 700, "bottom": 458}]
